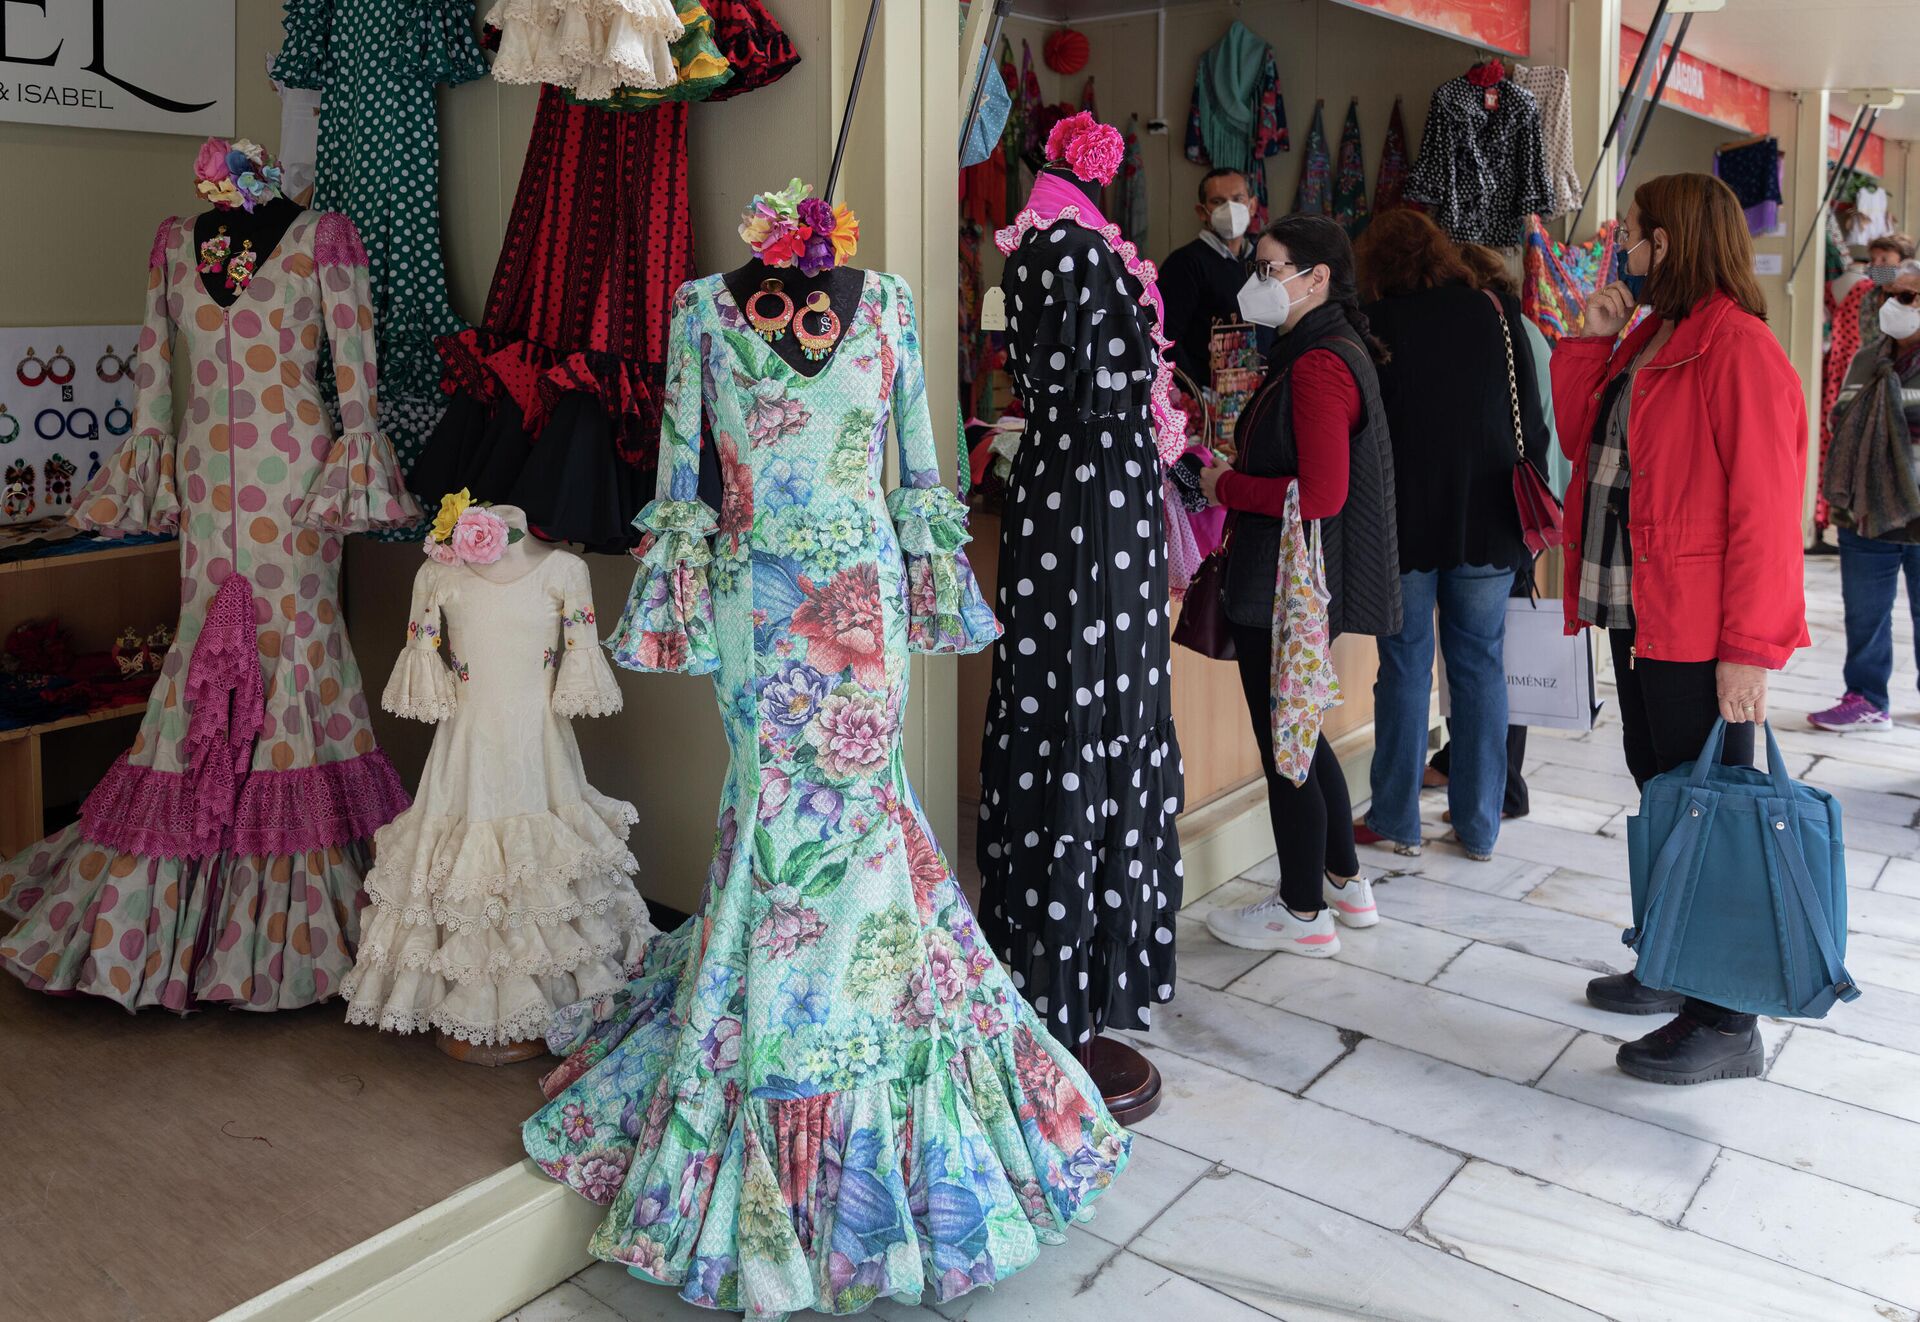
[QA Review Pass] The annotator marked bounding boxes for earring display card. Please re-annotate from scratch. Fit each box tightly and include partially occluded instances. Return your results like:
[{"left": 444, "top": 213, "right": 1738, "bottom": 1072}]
[{"left": 0, "top": 324, "right": 140, "bottom": 526}]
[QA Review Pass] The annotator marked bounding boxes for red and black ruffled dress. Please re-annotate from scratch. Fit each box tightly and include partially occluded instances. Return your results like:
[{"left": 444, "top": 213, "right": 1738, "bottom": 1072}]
[{"left": 409, "top": 0, "right": 798, "bottom": 553}]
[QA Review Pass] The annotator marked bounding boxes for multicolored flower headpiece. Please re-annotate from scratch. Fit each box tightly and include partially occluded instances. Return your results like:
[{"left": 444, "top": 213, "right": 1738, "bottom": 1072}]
[
  {"left": 1044, "top": 112, "right": 1124, "bottom": 187},
  {"left": 194, "top": 137, "right": 284, "bottom": 212},
  {"left": 738, "top": 178, "right": 860, "bottom": 276},
  {"left": 424, "top": 489, "right": 525, "bottom": 566}
]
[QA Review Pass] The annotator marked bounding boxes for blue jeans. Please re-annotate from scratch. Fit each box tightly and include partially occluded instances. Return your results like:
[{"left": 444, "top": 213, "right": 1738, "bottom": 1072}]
[
  {"left": 1368, "top": 565, "right": 1513, "bottom": 855},
  {"left": 1839, "top": 527, "right": 1920, "bottom": 714}
]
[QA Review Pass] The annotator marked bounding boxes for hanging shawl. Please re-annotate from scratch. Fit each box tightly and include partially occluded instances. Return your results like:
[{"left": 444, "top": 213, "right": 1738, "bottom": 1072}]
[
  {"left": 1116, "top": 113, "right": 1148, "bottom": 248},
  {"left": 1333, "top": 100, "right": 1370, "bottom": 236},
  {"left": 1819, "top": 280, "right": 1875, "bottom": 529},
  {"left": 1269, "top": 484, "right": 1341, "bottom": 785},
  {"left": 1824, "top": 343, "right": 1920, "bottom": 543},
  {"left": 1193, "top": 21, "right": 1267, "bottom": 174},
  {"left": 1020, "top": 39, "right": 1044, "bottom": 158},
  {"left": 999, "top": 39, "right": 1024, "bottom": 207},
  {"left": 1293, "top": 101, "right": 1331, "bottom": 215},
  {"left": 1522, "top": 216, "right": 1619, "bottom": 345},
  {"left": 1374, "top": 97, "right": 1412, "bottom": 214}
]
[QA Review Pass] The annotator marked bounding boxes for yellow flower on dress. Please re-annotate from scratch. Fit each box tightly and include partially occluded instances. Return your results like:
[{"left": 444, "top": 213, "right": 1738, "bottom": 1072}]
[{"left": 431, "top": 488, "right": 472, "bottom": 542}]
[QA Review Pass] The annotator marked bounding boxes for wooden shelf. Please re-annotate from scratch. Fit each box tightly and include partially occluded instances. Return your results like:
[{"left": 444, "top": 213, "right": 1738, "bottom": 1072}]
[
  {"left": 0, "top": 537, "right": 176, "bottom": 578},
  {"left": 0, "top": 699, "right": 148, "bottom": 746}
]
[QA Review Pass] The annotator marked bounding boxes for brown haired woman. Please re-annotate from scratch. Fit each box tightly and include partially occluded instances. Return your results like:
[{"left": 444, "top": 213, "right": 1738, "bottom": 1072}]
[
  {"left": 1352, "top": 210, "right": 1553, "bottom": 867},
  {"left": 1559, "top": 172, "right": 1809, "bottom": 1084}
]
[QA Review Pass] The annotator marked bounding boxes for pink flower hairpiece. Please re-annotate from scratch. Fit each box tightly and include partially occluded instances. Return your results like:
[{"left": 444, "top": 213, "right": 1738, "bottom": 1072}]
[
  {"left": 423, "top": 488, "right": 523, "bottom": 565},
  {"left": 1044, "top": 111, "right": 1124, "bottom": 187}
]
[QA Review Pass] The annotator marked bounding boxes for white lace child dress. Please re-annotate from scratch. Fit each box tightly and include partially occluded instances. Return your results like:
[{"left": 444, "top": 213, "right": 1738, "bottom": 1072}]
[{"left": 343, "top": 545, "right": 655, "bottom": 1045}]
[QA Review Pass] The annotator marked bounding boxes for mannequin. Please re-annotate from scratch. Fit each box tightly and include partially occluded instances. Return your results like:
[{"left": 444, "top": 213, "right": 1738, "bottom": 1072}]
[
  {"left": 193, "top": 195, "right": 305, "bottom": 308},
  {"left": 721, "top": 257, "right": 864, "bottom": 376},
  {"left": 464, "top": 503, "right": 554, "bottom": 588}
]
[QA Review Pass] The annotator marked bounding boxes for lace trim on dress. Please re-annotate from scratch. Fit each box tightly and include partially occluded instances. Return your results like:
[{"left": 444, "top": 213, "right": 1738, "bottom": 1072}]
[
  {"left": 488, "top": 0, "right": 684, "bottom": 99},
  {"left": 552, "top": 645, "right": 624, "bottom": 717},
  {"left": 384, "top": 644, "right": 459, "bottom": 722},
  {"left": 313, "top": 211, "right": 370, "bottom": 268},
  {"left": 993, "top": 204, "right": 1185, "bottom": 466},
  {"left": 367, "top": 799, "right": 640, "bottom": 902},
  {"left": 348, "top": 901, "right": 653, "bottom": 983}
]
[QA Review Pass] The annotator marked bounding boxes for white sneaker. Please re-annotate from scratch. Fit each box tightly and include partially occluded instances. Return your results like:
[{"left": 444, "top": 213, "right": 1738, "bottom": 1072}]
[
  {"left": 1205, "top": 893, "right": 1342, "bottom": 956},
  {"left": 1323, "top": 872, "right": 1379, "bottom": 928}
]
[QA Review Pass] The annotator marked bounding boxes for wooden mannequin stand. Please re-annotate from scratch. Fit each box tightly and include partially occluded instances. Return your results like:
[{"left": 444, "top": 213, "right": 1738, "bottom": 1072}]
[
  {"left": 1078, "top": 1035, "right": 1163, "bottom": 1125},
  {"left": 436, "top": 1033, "right": 548, "bottom": 1066}
]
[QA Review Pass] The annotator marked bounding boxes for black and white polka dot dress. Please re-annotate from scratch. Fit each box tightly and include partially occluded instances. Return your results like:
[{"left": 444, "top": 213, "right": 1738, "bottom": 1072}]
[{"left": 978, "top": 218, "right": 1185, "bottom": 1048}]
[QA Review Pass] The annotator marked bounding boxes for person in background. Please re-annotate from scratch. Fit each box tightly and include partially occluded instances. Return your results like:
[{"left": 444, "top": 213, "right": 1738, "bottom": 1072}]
[
  {"left": 1869, "top": 233, "right": 1917, "bottom": 269},
  {"left": 1198, "top": 213, "right": 1401, "bottom": 956},
  {"left": 1423, "top": 243, "right": 1566, "bottom": 819},
  {"left": 1560, "top": 172, "right": 1807, "bottom": 1084},
  {"left": 1811, "top": 257, "right": 1920, "bottom": 733},
  {"left": 1160, "top": 168, "right": 1259, "bottom": 388},
  {"left": 1352, "top": 211, "right": 1551, "bottom": 863}
]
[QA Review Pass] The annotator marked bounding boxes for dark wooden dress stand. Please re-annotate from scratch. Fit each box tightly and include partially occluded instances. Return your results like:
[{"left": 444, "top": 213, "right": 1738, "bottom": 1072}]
[{"left": 1078, "top": 1036, "right": 1163, "bottom": 1125}]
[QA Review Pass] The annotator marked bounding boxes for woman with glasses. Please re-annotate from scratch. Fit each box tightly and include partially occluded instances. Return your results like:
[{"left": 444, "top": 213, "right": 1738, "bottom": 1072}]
[
  {"left": 1196, "top": 214, "right": 1401, "bottom": 957},
  {"left": 1813, "top": 259, "right": 1920, "bottom": 733}
]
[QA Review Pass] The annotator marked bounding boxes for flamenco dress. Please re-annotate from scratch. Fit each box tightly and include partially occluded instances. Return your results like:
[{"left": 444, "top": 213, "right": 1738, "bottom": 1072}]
[
  {"left": 520, "top": 273, "right": 1130, "bottom": 1317},
  {"left": 408, "top": 0, "right": 799, "bottom": 553},
  {"left": 0, "top": 212, "right": 416, "bottom": 1010}
]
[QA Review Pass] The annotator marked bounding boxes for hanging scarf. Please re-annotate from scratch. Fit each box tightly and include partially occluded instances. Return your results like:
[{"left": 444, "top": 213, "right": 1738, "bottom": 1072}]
[
  {"left": 1020, "top": 40, "right": 1044, "bottom": 158},
  {"left": 1117, "top": 114, "right": 1147, "bottom": 247},
  {"left": 1824, "top": 343, "right": 1920, "bottom": 542},
  {"left": 1194, "top": 21, "right": 1267, "bottom": 175},
  {"left": 1333, "top": 100, "right": 1370, "bottom": 236},
  {"left": 1270, "top": 483, "right": 1341, "bottom": 785},
  {"left": 1374, "top": 97, "right": 1412, "bottom": 214},
  {"left": 999, "top": 39, "right": 1024, "bottom": 206},
  {"left": 1293, "top": 101, "right": 1331, "bottom": 215},
  {"left": 1522, "top": 216, "right": 1618, "bottom": 345}
]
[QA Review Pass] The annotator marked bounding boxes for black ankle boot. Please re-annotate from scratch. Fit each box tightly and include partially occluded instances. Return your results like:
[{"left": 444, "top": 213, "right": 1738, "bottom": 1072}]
[
  {"left": 1586, "top": 970, "right": 1683, "bottom": 1015},
  {"left": 1617, "top": 1014, "right": 1763, "bottom": 1085}
]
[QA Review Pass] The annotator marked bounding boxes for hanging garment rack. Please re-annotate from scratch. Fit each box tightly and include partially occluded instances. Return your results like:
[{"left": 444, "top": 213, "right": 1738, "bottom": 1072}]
[{"left": 824, "top": 0, "right": 883, "bottom": 204}]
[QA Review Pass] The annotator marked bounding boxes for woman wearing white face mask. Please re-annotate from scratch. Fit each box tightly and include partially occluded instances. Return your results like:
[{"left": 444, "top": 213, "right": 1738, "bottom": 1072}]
[
  {"left": 1814, "top": 259, "right": 1920, "bottom": 734},
  {"left": 1195, "top": 214, "right": 1402, "bottom": 956}
]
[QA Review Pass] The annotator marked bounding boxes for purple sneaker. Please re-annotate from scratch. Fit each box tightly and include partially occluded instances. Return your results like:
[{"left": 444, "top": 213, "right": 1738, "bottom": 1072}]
[{"left": 1809, "top": 692, "right": 1892, "bottom": 733}]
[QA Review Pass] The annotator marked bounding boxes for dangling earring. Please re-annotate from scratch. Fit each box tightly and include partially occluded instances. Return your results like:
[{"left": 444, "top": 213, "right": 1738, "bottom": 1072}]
[
  {"left": 793, "top": 291, "right": 842, "bottom": 362},
  {"left": 225, "top": 239, "right": 258, "bottom": 294},
  {"left": 747, "top": 278, "right": 795, "bottom": 342}
]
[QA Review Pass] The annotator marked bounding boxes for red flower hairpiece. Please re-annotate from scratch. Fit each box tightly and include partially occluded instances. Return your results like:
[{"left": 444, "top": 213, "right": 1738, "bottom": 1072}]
[{"left": 1043, "top": 111, "right": 1124, "bottom": 187}]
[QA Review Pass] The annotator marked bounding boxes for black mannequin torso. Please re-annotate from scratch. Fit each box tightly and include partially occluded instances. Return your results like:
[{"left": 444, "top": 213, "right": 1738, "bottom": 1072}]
[
  {"left": 194, "top": 196, "right": 305, "bottom": 307},
  {"left": 722, "top": 259, "right": 865, "bottom": 378}
]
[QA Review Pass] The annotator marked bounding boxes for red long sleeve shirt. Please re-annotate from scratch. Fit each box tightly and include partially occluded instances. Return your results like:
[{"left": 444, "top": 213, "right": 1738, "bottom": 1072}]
[{"left": 1214, "top": 348, "right": 1358, "bottom": 520}]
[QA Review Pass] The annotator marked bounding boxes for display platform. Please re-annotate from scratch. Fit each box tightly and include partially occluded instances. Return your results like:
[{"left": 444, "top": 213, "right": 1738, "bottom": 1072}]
[{"left": 0, "top": 974, "right": 548, "bottom": 1322}]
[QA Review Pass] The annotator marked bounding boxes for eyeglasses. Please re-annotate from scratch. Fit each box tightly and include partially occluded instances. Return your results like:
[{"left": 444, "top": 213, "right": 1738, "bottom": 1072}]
[
  {"left": 1253, "top": 259, "right": 1296, "bottom": 283},
  {"left": 1891, "top": 289, "right": 1920, "bottom": 306}
]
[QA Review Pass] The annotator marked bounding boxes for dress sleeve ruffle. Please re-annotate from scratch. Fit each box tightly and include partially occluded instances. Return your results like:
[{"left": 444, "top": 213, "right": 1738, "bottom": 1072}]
[
  {"left": 553, "top": 648, "right": 624, "bottom": 718},
  {"left": 607, "top": 498, "right": 722, "bottom": 675},
  {"left": 887, "top": 485, "right": 1001, "bottom": 656},
  {"left": 270, "top": 0, "right": 334, "bottom": 89},
  {"left": 70, "top": 429, "right": 181, "bottom": 537},
  {"left": 294, "top": 431, "right": 423, "bottom": 532},
  {"left": 384, "top": 645, "right": 458, "bottom": 721},
  {"left": 388, "top": 0, "right": 491, "bottom": 84}
]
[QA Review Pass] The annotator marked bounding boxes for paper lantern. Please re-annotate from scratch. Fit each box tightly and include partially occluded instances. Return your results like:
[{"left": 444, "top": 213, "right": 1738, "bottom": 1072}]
[{"left": 1044, "top": 28, "right": 1088, "bottom": 75}]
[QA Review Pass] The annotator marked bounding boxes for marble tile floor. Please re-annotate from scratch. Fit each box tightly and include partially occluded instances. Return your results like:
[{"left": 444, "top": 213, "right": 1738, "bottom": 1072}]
[{"left": 507, "top": 557, "right": 1920, "bottom": 1320}]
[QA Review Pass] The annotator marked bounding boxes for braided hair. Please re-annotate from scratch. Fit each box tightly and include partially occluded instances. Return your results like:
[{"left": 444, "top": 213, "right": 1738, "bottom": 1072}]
[{"left": 1265, "top": 213, "right": 1390, "bottom": 363}]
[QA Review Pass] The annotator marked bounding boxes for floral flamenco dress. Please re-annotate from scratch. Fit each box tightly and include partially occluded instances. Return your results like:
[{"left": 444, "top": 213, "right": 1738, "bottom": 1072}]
[
  {"left": 0, "top": 211, "right": 416, "bottom": 1010},
  {"left": 342, "top": 532, "right": 656, "bottom": 1044},
  {"left": 522, "top": 273, "right": 1131, "bottom": 1317}
]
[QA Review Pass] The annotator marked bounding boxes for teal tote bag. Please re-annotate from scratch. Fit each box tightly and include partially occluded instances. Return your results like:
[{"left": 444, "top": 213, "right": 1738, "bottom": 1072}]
[{"left": 1625, "top": 720, "right": 1861, "bottom": 1019}]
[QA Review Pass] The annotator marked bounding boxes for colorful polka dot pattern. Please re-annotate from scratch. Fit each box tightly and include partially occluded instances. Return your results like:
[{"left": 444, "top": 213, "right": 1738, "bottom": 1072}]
[{"left": 0, "top": 210, "right": 413, "bottom": 1012}]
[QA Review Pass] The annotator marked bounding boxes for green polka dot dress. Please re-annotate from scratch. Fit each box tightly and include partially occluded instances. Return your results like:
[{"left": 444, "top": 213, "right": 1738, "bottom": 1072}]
[{"left": 273, "top": 0, "right": 487, "bottom": 491}]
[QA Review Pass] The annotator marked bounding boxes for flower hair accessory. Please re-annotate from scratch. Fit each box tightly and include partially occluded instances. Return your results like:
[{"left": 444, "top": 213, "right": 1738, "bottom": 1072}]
[
  {"left": 194, "top": 137, "right": 284, "bottom": 212},
  {"left": 739, "top": 178, "right": 860, "bottom": 276},
  {"left": 1044, "top": 111, "right": 1124, "bottom": 187},
  {"left": 424, "top": 488, "right": 524, "bottom": 566}
]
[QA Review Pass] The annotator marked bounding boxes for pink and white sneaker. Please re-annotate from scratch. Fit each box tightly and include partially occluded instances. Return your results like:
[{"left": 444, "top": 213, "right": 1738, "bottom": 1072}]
[
  {"left": 1205, "top": 893, "right": 1342, "bottom": 956},
  {"left": 1323, "top": 871, "right": 1379, "bottom": 928},
  {"left": 1809, "top": 693, "right": 1892, "bottom": 733}
]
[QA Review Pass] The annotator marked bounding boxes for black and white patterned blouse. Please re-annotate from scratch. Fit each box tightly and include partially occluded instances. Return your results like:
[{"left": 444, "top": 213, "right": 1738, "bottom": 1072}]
[{"left": 1406, "top": 76, "right": 1554, "bottom": 247}]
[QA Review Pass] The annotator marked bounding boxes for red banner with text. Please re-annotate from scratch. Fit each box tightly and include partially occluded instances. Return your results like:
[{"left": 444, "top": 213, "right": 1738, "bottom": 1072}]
[
  {"left": 1827, "top": 115, "right": 1887, "bottom": 179},
  {"left": 1618, "top": 27, "right": 1769, "bottom": 137},
  {"left": 1330, "top": 0, "right": 1529, "bottom": 58}
]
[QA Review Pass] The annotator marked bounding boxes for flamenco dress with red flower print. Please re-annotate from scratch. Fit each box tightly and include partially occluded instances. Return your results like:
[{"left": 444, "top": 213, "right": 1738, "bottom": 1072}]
[{"left": 521, "top": 272, "right": 1131, "bottom": 1317}]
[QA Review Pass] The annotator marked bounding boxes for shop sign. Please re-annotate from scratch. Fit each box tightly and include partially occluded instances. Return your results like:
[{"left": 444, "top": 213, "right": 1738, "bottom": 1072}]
[
  {"left": 1827, "top": 115, "right": 1887, "bottom": 180},
  {"left": 1327, "top": 0, "right": 1529, "bottom": 59},
  {"left": 0, "top": 0, "right": 234, "bottom": 136},
  {"left": 1619, "top": 26, "right": 1769, "bottom": 138}
]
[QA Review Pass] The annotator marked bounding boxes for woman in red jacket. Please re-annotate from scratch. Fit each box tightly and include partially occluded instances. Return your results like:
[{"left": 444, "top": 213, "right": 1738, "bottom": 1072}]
[{"left": 1556, "top": 172, "right": 1809, "bottom": 1085}]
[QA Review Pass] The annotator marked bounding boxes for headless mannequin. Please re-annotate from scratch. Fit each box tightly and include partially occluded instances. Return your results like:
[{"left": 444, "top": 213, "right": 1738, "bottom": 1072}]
[
  {"left": 466, "top": 504, "right": 555, "bottom": 586},
  {"left": 721, "top": 258, "right": 865, "bottom": 377},
  {"left": 194, "top": 195, "right": 305, "bottom": 308}
]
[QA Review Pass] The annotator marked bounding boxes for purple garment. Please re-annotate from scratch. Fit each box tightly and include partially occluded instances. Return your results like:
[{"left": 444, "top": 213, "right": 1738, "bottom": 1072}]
[{"left": 1712, "top": 153, "right": 1782, "bottom": 237}]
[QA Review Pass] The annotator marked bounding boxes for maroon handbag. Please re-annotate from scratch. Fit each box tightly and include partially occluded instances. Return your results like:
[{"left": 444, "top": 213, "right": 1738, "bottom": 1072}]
[
  {"left": 1486, "top": 290, "right": 1564, "bottom": 556},
  {"left": 1173, "top": 516, "right": 1236, "bottom": 660}
]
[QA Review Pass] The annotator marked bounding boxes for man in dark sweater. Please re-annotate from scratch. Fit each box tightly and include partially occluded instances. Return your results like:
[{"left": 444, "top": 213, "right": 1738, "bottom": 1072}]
[{"left": 1158, "top": 168, "right": 1260, "bottom": 388}]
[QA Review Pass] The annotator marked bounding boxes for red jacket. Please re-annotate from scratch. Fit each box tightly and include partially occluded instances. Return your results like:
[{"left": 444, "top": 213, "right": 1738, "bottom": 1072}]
[{"left": 1553, "top": 291, "right": 1809, "bottom": 668}]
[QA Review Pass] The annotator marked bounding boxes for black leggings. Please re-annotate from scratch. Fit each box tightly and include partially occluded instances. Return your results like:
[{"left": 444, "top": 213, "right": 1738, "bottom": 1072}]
[
  {"left": 1232, "top": 622, "right": 1359, "bottom": 912},
  {"left": 1608, "top": 626, "right": 1757, "bottom": 1031}
]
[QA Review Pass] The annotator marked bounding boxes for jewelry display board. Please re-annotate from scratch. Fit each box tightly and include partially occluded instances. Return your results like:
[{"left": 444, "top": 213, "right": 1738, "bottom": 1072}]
[{"left": 0, "top": 325, "right": 141, "bottom": 526}]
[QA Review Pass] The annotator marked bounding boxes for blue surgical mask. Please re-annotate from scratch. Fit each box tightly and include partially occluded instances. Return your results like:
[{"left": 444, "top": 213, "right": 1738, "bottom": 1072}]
[{"left": 1615, "top": 239, "right": 1650, "bottom": 304}]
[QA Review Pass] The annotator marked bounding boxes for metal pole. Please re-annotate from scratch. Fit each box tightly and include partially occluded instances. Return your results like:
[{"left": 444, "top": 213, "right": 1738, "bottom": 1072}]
[
  {"left": 824, "top": 0, "right": 883, "bottom": 205},
  {"left": 1569, "top": 0, "right": 1670, "bottom": 235},
  {"left": 1789, "top": 106, "right": 1877, "bottom": 282},
  {"left": 959, "top": 0, "right": 1012, "bottom": 156},
  {"left": 1620, "top": 13, "right": 1692, "bottom": 186}
]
